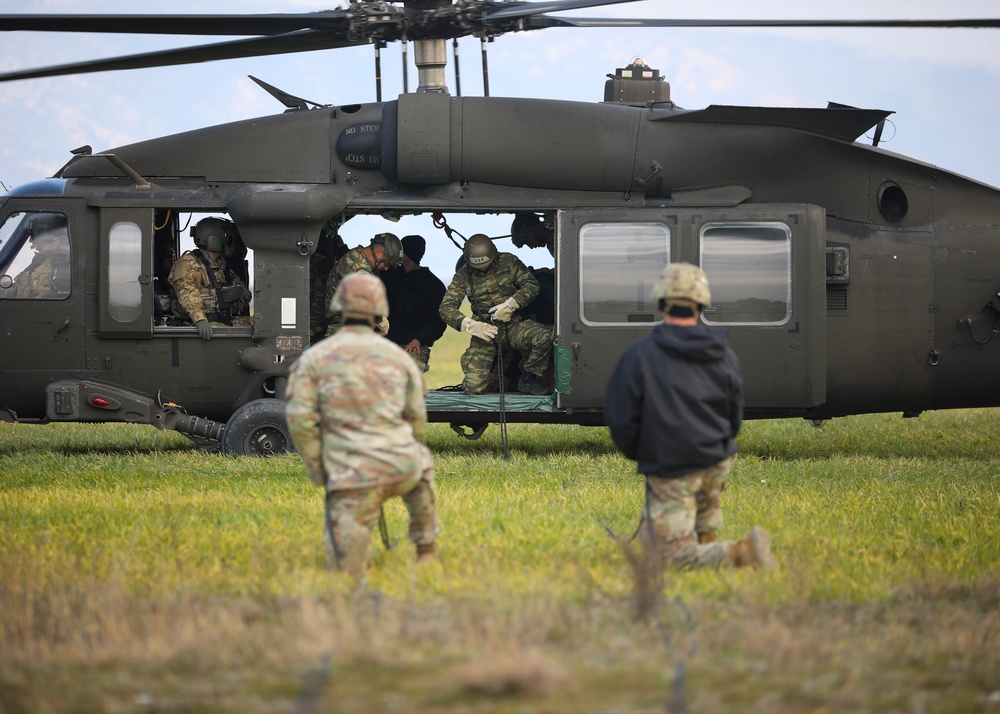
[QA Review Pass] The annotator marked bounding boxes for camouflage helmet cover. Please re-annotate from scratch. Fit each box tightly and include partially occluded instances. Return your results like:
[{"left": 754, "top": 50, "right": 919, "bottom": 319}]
[
  {"left": 330, "top": 272, "right": 389, "bottom": 320},
  {"left": 371, "top": 232, "right": 403, "bottom": 268},
  {"left": 652, "top": 262, "right": 712, "bottom": 308},
  {"left": 191, "top": 217, "right": 228, "bottom": 253},
  {"left": 463, "top": 233, "right": 497, "bottom": 269}
]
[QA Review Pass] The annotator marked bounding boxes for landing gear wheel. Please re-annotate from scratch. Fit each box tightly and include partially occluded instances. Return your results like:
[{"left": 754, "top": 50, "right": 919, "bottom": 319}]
[{"left": 220, "top": 399, "right": 294, "bottom": 457}]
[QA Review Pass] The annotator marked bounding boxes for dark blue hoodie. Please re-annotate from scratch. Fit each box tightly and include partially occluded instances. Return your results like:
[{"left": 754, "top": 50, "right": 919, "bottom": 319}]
[{"left": 604, "top": 322, "right": 744, "bottom": 478}]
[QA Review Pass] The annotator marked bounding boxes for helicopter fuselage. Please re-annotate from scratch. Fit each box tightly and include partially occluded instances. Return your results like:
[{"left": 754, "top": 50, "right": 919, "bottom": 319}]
[{"left": 2, "top": 92, "right": 999, "bottom": 453}]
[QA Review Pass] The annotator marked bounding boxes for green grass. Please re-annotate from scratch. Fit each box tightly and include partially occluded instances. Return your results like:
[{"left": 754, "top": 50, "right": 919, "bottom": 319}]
[{"left": 1, "top": 408, "right": 999, "bottom": 713}]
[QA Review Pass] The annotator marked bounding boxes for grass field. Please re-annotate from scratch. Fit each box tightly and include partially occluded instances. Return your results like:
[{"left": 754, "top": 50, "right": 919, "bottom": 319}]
[{"left": 1, "top": 328, "right": 999, "bottom": 712}]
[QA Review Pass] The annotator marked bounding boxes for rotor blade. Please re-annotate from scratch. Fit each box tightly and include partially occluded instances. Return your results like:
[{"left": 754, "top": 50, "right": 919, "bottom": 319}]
[
  {"left": 482, "top": 0, "right": 644, "bottom": 22},
  {"left": 0, "top": 11, "right": 350, "bottom": 36},
  {"left": 0, "top": 31, "right": 366, "bottom": 84},
  {"left": 521, "top": 16, "right": 1000, "bottom": 30}
]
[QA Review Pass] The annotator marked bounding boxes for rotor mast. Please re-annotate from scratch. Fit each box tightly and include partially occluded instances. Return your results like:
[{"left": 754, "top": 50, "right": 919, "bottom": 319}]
[
  {"left": 414, "top": 38, "right": 449, "bottom": 93},
  {"left": 403, "top": 0, "right": 454, "bottom": 93}
]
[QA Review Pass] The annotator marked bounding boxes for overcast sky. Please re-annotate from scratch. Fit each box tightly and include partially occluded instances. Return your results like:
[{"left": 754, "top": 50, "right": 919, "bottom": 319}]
[{"left": 2, "top": 0, "right": 999, "bottom": 280}]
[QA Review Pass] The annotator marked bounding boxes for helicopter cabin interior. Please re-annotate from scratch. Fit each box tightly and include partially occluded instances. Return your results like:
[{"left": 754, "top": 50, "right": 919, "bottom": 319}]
[{"left": 0, "top": 191, "right": 827, "bottom": 434}]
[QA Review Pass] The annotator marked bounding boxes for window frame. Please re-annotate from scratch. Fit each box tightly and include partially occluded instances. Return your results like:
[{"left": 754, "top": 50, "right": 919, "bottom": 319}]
[
  {"left": 699, "top": 220, "right": 793, "bottom": 327},
  {"left": 577, "top": 220, "right": 671, "bottom": 327}
]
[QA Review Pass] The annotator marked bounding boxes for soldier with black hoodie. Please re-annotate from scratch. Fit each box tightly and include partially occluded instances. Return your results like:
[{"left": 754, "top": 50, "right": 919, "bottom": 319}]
[{"left": 604, "top": 262, "right": 776, "bottom": 570}]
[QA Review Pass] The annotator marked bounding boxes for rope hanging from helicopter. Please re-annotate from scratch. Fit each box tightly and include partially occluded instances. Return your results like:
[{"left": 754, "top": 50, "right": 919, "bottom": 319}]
[
  {"left": 431, "top": 212, "right": 466, "bottom": 250},
  {"left": 431, "top": 211, "right": 511, "bottom": 251}
]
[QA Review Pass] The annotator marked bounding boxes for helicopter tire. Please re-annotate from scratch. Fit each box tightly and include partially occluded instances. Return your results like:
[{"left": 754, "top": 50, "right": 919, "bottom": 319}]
[{"left": 220, "top": 398, "right": 295, "bottom": 457}]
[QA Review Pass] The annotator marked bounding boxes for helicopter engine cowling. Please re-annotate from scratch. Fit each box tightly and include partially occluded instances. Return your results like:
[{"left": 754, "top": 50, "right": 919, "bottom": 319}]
[{"left": 380, "top": 93, "right": 641, "bottom": 192}]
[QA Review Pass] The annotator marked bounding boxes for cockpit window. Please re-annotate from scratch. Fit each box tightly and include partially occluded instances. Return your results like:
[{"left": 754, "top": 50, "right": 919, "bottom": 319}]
[{"left": 0, "top": 211, "right": 71, "bottom": 300}]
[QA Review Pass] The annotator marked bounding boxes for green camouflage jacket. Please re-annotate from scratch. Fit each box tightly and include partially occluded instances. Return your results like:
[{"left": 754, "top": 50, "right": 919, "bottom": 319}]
[
  {"left": 439, "top": 252, "right": 539, "bottom": 330},
  {"left": 167, "top": 250, "right": 250, "bottom": 324},
  {"left": 323, "top": 247, "right": 375, "bottom": 333}
]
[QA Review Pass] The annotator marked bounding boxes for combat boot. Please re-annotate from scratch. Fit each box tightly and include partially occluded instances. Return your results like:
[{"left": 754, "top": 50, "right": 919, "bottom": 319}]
[
  {"left": 517, "top": 372, "right": 550, "bottom": 395},
  {"left": 727, "top": 526, "right": 777, "bottom": 569},
  {"left": 698, "top": 531, "right": 718, "bottom": 544},
  {"left": 416, "top": 542, "right": 437, "bottom": 564}
]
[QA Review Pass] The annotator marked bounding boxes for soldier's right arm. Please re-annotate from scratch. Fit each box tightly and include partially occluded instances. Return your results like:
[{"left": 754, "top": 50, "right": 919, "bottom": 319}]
[{"left": 285, "top": 357, "right": 327, "bottom": 487}]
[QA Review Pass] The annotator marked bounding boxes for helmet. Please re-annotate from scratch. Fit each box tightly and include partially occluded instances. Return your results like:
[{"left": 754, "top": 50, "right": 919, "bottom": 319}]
[
  {"left": 463, "top": 234, "right": 497, "bottom": 269},
  {"left": 29, "top": 213, "right": 67, "bottom": 240},
  {"left": 371, "top": 232, "right": 403, "bottom": 268},
  {"left": 510, "top": 213, "right": 552, "bottom": 250},
  {"left": 652, "top": 263, "right": 712, "bottom": 308},
  {"left": 330, "top": 273, "right": 389, "bottom": 320},
  {"left": 222, "top": 222, "right": 241, "bottom": 259},
  {"left": 191, "top": 217, "right": 228, "bottom": 253}
]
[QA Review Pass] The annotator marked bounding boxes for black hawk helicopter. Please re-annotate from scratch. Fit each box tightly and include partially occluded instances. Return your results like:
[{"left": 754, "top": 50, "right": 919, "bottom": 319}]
[{"left": 1, "top": 0, "right": 999, "bottom": 455}]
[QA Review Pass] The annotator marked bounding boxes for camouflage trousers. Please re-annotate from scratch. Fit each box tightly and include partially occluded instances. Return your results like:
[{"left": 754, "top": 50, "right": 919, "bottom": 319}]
[
  {"left": 324, "top": 466, "right": 438, "bottom": 576},
  {"left": 637, "top": 456, "right": 735, "bottom": 569},
  {"left": 461, "top": 318, "right": 553, "bottom": 394},
  {"left": 404, "top": 344, "right": 432, "bottom": 373}
]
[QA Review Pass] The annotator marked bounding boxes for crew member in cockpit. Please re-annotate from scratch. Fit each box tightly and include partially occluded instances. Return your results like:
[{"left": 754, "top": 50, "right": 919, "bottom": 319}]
[{"left": 4, "top": 213, "right": 71, "bottom": 299}]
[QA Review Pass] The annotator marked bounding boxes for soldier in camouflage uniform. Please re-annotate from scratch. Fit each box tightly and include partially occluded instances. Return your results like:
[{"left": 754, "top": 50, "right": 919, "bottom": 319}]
[
  {"left": 4, "top": 213, "right": 71, "bottom": 299},
  {"left": 439, "top": 234, "right": 553, "bottom": 395},
  {"left": 604, "top": 263, "right": 776, "bottom": 570},
  {"left": 321, "top": 232, "right": 403, "bottom": 338},
  {"left": 309, "top": 219, "right": 349, "bottom": 343},
  {"left": 287, "top": 273, "right": 439, "bottom": 576},
  {"left": 168, "top": 217, "right": 252, "bottom": 340}
]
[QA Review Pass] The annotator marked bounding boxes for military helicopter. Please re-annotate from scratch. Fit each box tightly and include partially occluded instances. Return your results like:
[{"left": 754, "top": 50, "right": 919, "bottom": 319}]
[{"left": 2, "top": 0, "right": 1000, "bottom": 456}]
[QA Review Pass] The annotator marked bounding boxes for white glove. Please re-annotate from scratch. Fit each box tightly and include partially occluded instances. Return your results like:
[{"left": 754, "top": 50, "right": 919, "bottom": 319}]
[
  {"left": 488, "top": 297, "right": 519, "bottom": 323},
  {"left": 462, "top": 317, "right": 498, "bottom": 342}
]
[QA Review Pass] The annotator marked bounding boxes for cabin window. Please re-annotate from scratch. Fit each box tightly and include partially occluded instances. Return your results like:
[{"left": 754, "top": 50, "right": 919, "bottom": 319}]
[
  {"left": 578, "top": 222, "right": 670, "bottom": 325},
  {"left": 700, "top": 222, "right": 791, "bottom": 325},
  {"left": 0, "top": 211, "right": 71, "bottom": 300},
  {"left": 108, "top": 221, "right": 143, "bottom": 322}
]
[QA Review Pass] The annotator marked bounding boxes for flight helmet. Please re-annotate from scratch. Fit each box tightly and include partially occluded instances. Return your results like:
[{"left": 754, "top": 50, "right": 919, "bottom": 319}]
[
  {"left": 191, "top": 217, "right": 228, "bottom": 253},
  {"left": 29, "top": 213, "right": 67, "bottom": 241},
  {"left": 463, "top": 234, "right": 497, "bottom": 269},
  {"left": 371, "top": 232, "right": 403, "bottom": 268}
]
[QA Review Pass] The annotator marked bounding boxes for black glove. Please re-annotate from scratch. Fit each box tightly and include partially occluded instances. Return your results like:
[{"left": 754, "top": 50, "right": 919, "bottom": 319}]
[
  {"left": 220, "top": 285, "right": 244, "bottom": 303},
  {"left": 194, "top": 319, "right": 213, "bottom": 340}
]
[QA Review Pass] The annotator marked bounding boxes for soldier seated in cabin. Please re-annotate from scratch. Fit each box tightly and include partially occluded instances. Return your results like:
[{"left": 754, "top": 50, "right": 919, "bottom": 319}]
[{"left": 167, "top": 217, "right": 252, "bottom": 340}]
